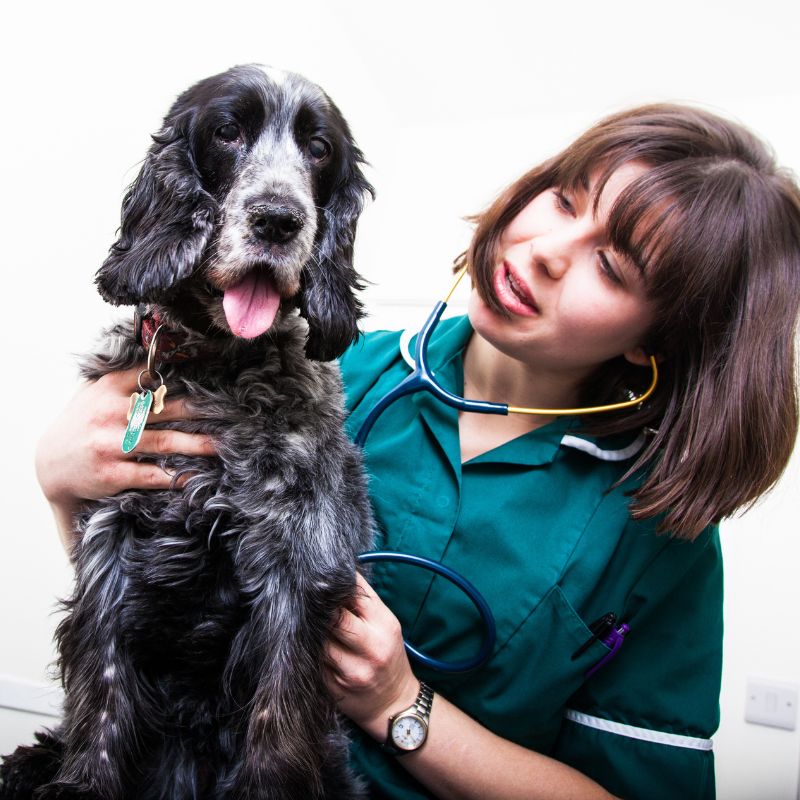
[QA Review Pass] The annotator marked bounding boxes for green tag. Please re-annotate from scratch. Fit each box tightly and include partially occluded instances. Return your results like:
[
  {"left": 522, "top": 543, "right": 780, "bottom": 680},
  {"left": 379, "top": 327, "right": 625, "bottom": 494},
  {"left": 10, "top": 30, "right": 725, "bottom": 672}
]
[{"left": 122, "top": 390, "right": 153, "bottom": 453}]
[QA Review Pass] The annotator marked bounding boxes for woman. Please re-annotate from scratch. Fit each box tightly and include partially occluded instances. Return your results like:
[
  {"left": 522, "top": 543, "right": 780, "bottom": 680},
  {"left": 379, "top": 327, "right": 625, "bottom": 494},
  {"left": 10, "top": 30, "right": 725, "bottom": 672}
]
[{"left": 38, "top": 105, "right": 800, "bottom": 799}]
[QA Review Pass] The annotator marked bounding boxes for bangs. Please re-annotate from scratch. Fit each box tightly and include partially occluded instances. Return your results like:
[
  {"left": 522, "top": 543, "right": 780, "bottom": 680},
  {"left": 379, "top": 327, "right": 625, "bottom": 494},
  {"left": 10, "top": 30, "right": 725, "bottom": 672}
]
[
  {"left": 552, "top": 155, "right": 689, "bottom": 285},
  {"left": 608, "top": 160, "right": 756, "bottom": 344},
  {"left": 605, "top": 163, "right": 689, "bottom": 283}
]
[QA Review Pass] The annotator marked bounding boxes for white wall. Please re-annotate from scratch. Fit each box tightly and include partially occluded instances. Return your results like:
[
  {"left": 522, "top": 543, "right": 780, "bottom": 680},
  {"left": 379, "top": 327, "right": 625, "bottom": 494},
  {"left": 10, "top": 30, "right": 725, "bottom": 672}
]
[{"left": 1, "top": 1, "right": 799, "bottom": 796}]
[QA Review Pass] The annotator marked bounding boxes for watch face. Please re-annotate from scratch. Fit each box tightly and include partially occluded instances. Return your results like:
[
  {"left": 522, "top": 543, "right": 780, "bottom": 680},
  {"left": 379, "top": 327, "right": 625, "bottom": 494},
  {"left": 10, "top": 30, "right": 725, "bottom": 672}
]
[{"left": 391, "top": 714, "right": 427, "bottom": 750}]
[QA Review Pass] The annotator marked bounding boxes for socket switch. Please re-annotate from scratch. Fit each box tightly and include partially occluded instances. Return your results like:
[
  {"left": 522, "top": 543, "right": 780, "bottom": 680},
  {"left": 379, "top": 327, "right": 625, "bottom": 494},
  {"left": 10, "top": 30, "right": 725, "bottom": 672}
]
[{"left": 744, "top": 679, "right": 798, "bottom": 731}]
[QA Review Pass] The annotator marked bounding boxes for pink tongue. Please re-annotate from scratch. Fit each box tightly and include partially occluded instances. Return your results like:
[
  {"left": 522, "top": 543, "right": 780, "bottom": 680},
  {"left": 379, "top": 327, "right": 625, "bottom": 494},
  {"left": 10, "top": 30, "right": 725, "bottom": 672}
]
[{"left": 222, "top": 271, "right": 281, "bottom": 339}]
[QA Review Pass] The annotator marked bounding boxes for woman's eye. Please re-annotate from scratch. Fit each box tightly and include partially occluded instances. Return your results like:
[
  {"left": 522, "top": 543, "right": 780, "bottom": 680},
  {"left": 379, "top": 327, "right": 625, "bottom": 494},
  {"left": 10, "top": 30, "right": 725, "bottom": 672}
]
[
  {"left": 554, "top": 189, "right": 575, "bottom": 215},
  {"left": 308, "top": 136, "right": 331, "bottom": 161},
  {"left": 215, "top": 123, "right": 241, "bottom": 143},
  {"left": 598, "top": 251, "right": 622, "bottom": 286}
]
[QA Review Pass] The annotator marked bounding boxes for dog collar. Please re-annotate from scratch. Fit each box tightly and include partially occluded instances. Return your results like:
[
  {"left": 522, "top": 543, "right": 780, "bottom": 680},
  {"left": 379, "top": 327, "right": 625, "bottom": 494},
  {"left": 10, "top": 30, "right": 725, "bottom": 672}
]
[{"left": 134, "top": 305, "right": 193, "bottom": 363}]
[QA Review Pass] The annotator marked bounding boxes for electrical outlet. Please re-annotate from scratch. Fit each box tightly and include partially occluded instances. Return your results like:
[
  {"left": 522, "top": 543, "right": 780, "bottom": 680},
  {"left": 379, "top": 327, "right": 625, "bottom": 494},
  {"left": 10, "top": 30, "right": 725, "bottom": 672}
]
[{"left": 744, "top": 679, "right": 798, "bottom": 731}]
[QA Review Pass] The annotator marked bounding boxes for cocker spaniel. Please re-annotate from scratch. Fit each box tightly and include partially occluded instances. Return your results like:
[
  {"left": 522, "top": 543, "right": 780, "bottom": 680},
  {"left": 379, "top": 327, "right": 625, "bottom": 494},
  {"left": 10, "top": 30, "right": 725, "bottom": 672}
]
[{"left": 1, "top": 64, "right": 375, "bottom": 800}]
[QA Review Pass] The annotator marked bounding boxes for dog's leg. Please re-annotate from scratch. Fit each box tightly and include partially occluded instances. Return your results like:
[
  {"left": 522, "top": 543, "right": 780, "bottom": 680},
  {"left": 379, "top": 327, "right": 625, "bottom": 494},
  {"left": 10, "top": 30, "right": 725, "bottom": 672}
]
[
  {"left": 224, "top": 484, "right": 370, "bottom": 800},
  {"left": 316, "top": 722, "right": 368, "bottom": 800},
  {"left": 40, "top": 507, "right": 157, "bottom": 800}
]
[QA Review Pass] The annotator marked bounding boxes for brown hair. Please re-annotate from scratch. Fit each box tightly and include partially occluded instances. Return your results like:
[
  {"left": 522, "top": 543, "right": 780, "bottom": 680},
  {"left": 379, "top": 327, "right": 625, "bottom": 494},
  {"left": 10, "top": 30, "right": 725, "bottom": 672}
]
[{"left": 460, "top": 104, "right": 800, "bottom": 539}]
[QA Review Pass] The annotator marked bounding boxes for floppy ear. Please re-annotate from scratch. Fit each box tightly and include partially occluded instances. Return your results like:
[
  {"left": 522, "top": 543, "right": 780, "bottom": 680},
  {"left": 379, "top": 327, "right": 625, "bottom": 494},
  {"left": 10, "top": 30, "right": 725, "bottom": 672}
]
[
  {"left": 299, "top": 143, "right": 374, "bottom": 361},
  {"left": 95, "top": 117, "right": 216, "bottom": 305}
]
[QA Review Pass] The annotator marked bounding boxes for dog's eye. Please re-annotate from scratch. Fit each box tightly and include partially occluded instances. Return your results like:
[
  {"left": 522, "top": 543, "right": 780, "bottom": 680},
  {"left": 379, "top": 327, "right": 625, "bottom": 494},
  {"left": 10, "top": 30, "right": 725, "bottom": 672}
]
[
  {"left": 215, "top": 123, "right": 241, "bottom": 143},
  {"left": 308, "top": 136, "right": 331, "bottom": 161}
]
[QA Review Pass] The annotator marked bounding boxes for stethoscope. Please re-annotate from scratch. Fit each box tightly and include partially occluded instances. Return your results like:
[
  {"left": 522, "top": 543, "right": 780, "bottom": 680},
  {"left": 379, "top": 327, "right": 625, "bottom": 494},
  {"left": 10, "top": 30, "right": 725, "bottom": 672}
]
[{"left": 355, "top": 265, "right": 659, "bottom": 673}]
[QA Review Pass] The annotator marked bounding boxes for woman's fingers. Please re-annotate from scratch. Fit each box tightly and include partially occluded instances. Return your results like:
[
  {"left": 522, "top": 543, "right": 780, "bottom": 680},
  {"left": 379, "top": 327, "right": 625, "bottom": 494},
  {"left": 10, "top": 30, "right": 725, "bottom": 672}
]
[
  {"left": 115, "top": 461, "right": 185, "bottom": 491},
  {"left": 330, "top": 607, "right": 369, "bottom": 649},
  {"left": 37, "top": 363, "right": 217, "bottom": 507},
  {"left": 324, "top": 638, "right": 376, "bottom": 692},
  {"left": 135, "top": 429, "right": 217, "bottom": 457},
  {"left": 149, "top": 397, "right": 203, "bottom": 423}
]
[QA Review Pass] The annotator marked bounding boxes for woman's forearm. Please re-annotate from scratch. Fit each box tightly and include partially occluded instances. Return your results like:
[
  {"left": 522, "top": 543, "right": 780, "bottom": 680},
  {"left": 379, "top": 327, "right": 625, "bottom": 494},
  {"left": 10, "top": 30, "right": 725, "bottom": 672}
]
[
  {"left": 49, "top": 500, "right": 81, "bottom": 558},
  {"left": 326, "top": 575, "right": 617, "bottom": 800},
  {"left": 359, "top": 690, "right": 618, "bottom": 800}
]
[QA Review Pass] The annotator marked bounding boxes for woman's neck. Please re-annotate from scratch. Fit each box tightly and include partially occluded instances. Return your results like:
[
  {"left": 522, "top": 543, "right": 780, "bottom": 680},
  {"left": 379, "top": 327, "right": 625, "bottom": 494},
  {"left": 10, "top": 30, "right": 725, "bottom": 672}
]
[
  {"left": 462, "top": 332, "right": 585, "bottom": 415},
  {"left": 458, "top": 332, "right": 586, "bottom": 462}
]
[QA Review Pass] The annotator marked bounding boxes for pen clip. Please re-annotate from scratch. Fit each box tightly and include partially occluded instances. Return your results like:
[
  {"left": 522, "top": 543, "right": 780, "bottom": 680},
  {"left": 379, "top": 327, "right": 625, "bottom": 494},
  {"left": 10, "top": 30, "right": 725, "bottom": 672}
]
[{"left": 571, "top": 612, "right": 617, "bottom": 661}]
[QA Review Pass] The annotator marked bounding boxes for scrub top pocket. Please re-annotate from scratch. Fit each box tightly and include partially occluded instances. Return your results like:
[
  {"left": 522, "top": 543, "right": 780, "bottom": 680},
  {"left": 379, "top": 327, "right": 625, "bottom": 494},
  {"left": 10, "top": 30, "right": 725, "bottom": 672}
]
[{"left": 421, "top": 584, "right": 612, "bottom": 755}]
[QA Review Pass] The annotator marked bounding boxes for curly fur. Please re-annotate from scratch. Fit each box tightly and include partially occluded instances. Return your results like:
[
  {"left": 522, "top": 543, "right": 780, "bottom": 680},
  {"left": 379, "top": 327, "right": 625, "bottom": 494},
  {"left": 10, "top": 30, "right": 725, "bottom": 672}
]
[{"left": 1, "top": 65, "right": 374, "bottom": 800}]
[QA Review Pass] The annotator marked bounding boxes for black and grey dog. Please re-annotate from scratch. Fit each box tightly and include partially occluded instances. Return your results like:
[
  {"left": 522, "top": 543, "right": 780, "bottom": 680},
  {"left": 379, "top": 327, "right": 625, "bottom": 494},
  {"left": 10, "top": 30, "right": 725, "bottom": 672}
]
[{"left": 1, "top": 65, "right": 375, "bottom": 799}]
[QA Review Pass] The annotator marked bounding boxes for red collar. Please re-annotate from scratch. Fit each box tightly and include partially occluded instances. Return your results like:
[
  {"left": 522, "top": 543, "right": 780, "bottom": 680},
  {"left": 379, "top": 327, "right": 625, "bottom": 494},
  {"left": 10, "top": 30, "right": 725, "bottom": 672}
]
[{"left": 134, "top": 305, "right": 193, "bottom": 363}]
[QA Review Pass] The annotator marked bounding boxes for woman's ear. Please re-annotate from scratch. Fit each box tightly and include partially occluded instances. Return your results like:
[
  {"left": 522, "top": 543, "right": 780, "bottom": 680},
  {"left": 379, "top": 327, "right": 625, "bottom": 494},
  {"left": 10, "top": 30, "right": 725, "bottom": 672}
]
[{"left": 623, "top": 346, "right": 655, "bottom": 366}]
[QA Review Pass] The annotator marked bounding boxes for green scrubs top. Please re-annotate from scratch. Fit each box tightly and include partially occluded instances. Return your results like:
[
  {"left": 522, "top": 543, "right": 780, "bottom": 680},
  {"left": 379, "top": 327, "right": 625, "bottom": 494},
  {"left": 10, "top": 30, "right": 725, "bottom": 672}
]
[{"left": 338, "top": 315, "right": 723, "bottom": 800}]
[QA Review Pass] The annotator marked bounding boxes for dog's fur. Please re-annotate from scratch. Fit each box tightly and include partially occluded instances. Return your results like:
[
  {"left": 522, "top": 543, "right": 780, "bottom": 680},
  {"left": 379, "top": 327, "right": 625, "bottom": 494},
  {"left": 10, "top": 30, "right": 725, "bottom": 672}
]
[{"left": 0, "top": 65, "right": 375, "bottom": 800}]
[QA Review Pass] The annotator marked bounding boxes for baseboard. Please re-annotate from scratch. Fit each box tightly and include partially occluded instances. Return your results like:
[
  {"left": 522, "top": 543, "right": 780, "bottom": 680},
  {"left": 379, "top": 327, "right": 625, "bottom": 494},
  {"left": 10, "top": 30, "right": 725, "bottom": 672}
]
[{"left": 0, "top": 675, "right": 63, "bottom": 718}]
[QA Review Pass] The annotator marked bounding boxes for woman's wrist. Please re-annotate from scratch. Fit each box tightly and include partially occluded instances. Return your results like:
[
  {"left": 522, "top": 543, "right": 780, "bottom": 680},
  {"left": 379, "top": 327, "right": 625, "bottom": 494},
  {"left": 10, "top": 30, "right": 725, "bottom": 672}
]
[{"left": 357, "top": 673, "right": 422, "bottom": 742}]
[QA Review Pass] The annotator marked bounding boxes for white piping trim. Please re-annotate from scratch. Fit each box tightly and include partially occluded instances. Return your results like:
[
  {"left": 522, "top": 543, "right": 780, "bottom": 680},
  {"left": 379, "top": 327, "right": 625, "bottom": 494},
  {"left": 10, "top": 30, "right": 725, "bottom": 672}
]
[
  {"left": 560, "top": 431, "right": 647, "bottom": 461},
  {"left": 397, "top": 334, "right": 646, "bottom": 464},
  {"left": 564, "top": 710, "right": 713, "bottom": 751},
  {"left": 399, "top": 328, "right": 416, "bottom": 370}
]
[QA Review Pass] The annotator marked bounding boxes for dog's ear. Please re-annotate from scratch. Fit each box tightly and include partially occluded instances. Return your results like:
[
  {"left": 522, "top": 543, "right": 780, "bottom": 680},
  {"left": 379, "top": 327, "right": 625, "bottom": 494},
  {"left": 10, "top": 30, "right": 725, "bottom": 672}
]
[
  {"left": 299, "top": 140, "right": 374, "bottom": 362},
  {"left": 95, "top": 115, "right": 216, "bottom": 306}
]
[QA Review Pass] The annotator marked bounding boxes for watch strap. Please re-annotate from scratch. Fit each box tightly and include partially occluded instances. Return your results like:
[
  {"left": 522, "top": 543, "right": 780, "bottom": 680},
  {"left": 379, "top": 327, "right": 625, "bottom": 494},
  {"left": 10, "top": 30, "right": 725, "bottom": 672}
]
[{"left": 380, "top": 681, "right": 434, "bottom": 756}]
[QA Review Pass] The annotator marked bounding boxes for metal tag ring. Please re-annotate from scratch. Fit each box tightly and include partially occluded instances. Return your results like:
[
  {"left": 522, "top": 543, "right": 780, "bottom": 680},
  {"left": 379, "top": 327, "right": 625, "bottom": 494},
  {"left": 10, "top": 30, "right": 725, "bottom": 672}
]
[
  {"left": 137, "top": 369, "right": 164, "bottom": 393},
  {"left": 147, "top": 324, "right": 166, "bottom": 376}
]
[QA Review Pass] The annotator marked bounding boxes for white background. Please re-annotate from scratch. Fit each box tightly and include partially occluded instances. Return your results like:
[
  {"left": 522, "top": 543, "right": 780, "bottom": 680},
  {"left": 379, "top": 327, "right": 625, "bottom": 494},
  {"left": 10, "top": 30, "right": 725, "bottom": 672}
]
[{"left": 1, "top": 1, "right": 799, "bottom": 797}]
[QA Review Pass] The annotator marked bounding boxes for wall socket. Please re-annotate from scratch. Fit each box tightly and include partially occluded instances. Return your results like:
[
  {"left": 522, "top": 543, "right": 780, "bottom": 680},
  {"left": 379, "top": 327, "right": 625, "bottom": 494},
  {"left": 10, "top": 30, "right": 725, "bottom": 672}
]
[{"left": 744, "top": 679, "right": 798, "bottom": 731}]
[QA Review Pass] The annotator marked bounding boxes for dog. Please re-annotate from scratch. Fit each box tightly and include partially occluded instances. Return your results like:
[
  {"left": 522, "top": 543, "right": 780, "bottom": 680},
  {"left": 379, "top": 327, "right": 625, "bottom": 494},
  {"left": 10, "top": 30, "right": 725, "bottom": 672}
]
[{"left": 0, "top": 64, "right": 375, "bottom": 800}]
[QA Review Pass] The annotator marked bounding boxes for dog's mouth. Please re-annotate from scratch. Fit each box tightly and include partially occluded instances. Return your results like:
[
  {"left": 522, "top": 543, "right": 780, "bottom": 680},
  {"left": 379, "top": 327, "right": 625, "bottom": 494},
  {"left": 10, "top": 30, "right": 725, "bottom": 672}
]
[{"left": 207, "top": 270, "right": 282, "bottom": 339}]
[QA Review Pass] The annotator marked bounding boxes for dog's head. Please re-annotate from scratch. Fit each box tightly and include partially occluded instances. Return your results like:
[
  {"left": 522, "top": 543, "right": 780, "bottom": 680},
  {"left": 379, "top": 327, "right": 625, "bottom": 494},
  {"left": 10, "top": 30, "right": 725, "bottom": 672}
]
[{"left": 96, "top": 65, "right": 373, "bottom": 361}]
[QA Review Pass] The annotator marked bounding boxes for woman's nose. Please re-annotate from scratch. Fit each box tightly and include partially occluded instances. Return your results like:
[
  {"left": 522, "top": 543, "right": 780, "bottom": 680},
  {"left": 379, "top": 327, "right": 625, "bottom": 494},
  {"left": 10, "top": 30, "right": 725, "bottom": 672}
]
[
  {"left": 530, "top": 220, "right": 594, "bottom": 279},
  {"left": 530, "top": 232, "right": 573, "bottom": 280}
]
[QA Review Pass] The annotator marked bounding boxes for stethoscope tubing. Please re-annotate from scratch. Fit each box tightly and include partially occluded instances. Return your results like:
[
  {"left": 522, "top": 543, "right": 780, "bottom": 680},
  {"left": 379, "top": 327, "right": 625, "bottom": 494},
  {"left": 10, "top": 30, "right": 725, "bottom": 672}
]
[
  {"left": 355, "top": 296, "right": 500, "bottom": 673},
  {"left": 354, "top": 300, "right": 507, "bottom": 448},
  {"left": 353, "top": 268, "right": 657, "bottom": 674},
  {"left": 357, "top": 551, "right": 497, "bottom": 673}
]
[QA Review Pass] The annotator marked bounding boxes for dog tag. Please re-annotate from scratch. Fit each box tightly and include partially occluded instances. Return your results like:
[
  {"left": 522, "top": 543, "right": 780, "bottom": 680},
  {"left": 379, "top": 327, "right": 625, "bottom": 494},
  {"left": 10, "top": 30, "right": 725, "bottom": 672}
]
[
  {"left": 127, "top": 384, "right": 168, "bottom": 420},
  {"left": 122, "top": 390, "right": 153, "bottom": 453},
  {"left": 151, "top": 384, "right": 168, "bottom": 414}
]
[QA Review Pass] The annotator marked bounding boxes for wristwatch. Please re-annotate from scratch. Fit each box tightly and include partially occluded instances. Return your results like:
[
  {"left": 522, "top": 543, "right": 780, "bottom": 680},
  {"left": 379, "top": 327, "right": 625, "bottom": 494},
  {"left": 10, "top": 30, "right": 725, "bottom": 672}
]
[{"left": 382, "top": 681, "right": 434, "bottom": 756}]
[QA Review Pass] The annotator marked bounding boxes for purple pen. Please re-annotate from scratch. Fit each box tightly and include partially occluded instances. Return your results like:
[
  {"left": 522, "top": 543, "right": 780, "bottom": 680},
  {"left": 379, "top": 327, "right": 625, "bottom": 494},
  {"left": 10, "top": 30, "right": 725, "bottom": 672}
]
[{"left": 585, "top": 623, "right": 630, "bottom": 679}]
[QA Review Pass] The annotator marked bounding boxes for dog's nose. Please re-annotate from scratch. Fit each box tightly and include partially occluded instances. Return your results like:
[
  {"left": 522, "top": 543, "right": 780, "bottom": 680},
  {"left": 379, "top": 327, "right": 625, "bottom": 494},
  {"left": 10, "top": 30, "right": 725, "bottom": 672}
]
[{"left": 248, "top": 205, "right": 304, "bottom": 244}]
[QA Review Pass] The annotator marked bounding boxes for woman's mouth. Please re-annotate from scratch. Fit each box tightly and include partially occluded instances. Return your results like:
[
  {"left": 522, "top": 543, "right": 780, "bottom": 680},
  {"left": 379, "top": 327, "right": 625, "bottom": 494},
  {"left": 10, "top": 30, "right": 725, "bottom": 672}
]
[{"left": 494, "top": 261, "right": 539, "bottom": 316}]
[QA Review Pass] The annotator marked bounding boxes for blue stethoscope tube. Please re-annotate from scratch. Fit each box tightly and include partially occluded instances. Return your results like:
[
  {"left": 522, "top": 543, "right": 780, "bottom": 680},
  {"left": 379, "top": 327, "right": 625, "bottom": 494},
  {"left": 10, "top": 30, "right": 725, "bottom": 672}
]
[
  {"left": 356, "top": 297, "right": 499, "bottom": 673},
  {"left": 353, "top": 281, "right": 654, "bottom": 674},
  {"left": 354, "top": 300, "right": 508, "bottom": 449},
  {"left": 357, "top": 552, "right": 496, "bottom": 674}
]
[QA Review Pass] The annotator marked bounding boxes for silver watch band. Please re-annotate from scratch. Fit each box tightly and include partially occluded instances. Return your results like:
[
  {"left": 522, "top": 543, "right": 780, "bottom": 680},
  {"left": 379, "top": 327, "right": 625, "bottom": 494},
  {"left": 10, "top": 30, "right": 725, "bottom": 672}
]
[
  {"left": 381, "top": 681, "right": 434, "bottom": 756},
  {"left": 413, "top": 681, "right": 434, "bottom": 720}
]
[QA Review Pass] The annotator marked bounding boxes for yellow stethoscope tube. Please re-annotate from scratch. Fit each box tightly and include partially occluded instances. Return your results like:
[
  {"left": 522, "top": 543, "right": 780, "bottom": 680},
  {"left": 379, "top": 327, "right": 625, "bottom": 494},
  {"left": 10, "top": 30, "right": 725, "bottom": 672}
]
[{"left": 445, "top": 264, "right": 658, "bottom": 416}]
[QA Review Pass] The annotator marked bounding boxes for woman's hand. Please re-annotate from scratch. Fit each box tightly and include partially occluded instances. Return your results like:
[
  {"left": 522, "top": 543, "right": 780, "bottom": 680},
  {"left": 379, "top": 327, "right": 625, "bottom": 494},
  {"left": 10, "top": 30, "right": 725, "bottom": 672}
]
[
  {"left": 36, "top": 365, "right": 216, "bottom": 549},
  {"left": 325, "top": 577, "right": 619, "bottom": 800},
  {"left": 325, "top": 572, "right": 420, "bottom": 741}
]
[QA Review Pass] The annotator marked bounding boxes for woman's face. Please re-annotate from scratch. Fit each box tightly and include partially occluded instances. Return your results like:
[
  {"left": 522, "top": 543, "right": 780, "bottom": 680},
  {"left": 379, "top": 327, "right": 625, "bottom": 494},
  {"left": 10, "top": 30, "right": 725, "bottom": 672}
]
[{"left": 468, "top": 162, "right": 655, "bottom": 377}]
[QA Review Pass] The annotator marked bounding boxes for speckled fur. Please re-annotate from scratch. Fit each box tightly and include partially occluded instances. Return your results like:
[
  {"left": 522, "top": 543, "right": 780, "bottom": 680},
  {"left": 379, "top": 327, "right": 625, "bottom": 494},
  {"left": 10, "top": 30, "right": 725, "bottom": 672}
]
[{"left": 1, "top": 65, "right": 374, "bottom": 800}]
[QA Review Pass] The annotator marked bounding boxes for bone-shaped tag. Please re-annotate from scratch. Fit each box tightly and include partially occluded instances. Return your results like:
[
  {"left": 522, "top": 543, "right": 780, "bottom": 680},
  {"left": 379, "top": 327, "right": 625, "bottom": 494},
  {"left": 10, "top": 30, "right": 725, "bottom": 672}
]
[
  {"left": 127, "top": 384, "right": 167, "bottom": 421},
  {"left": 151, "top": 384, "right": 168, "bottom": 414}
]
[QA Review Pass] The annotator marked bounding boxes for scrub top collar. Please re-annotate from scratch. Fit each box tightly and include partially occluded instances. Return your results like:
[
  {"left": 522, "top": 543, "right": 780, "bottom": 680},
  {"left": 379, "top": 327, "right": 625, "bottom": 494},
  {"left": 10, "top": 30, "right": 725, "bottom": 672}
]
[{"left": 402, "top": 314, "right": 646, "bottom": 469}]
